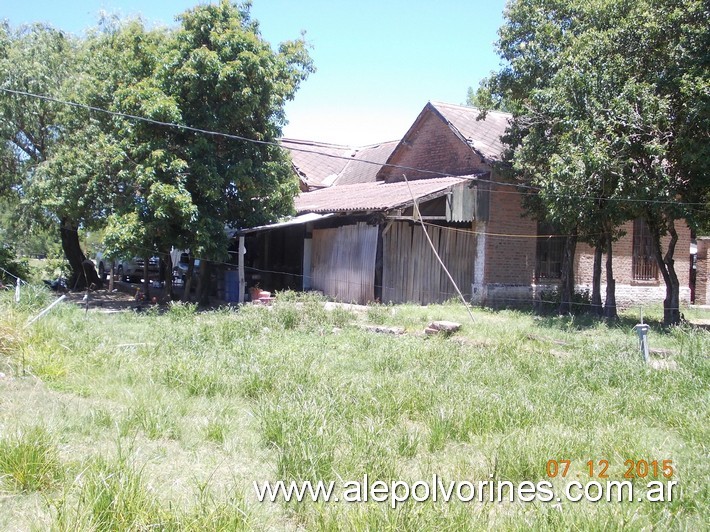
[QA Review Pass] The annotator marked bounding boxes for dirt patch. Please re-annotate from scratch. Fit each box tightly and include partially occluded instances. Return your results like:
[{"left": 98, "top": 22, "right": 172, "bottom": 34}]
[{"left": 63, "top": 288, "right": 147, "bottom": 313}]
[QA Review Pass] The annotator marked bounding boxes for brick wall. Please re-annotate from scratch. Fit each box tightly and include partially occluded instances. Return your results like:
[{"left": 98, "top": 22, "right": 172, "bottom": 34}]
[
  {"left": 375, "top": 104, "right": 694, "bottom": 309},
  {"left": 378, "top": 107, "right": 486, "bottom": 182},
  {"left": 575, "top": 220, "right": 693, "bottom": 307},
  {"left": 694, "top": 237, "right": 709, "bottom": 305},
  {"left": 484, "top": 181, "right": 537, "bottom": 286}
]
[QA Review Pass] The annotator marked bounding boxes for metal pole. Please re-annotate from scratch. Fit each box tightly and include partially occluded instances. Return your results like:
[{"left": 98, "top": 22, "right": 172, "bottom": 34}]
[
  {"left": 238, "top": 235, "right": 246, "bottom": 303},
  {"left": 25, "top": 295, "right": 67, "bottom": 328},
  {"left": 633, "top": 323, "right": 650, "bottom": 363}
]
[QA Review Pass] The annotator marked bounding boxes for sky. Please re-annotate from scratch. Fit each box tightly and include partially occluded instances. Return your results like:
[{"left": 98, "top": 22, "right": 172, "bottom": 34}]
[{"left": 2, "top": 0, "right": 508, "bottom": 146}]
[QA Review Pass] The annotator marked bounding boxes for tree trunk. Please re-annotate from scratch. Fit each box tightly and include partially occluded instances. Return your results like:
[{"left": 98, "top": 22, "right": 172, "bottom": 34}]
[
  {"left": 196, "top": 259, "right": 211, "bottom": 307},
  {"left": 649, "top": 218, "right": 681, "bottom": 326},
  {"left": 591, "top": 240, "right": 603, "bottom": 316},
  {"left": 60, "top": 218, "right": 100, "bottom": 290},
  {"left": 603, "top": 231, "right": 617, "bottom": 320},
  {"left": 558, "top": 229, "right": 578, "bottom": 315},
  {"left": 182, "top": 257, "right": 195, "bottom": 302}
]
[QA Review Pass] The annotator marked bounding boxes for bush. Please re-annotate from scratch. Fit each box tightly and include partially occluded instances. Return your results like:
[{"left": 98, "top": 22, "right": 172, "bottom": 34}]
[
  {"left": 0, "top": 246, "right": 31, "bottom": 286},
  {"left": 537, "top": 286, "right": 593, "bottom": 315}
]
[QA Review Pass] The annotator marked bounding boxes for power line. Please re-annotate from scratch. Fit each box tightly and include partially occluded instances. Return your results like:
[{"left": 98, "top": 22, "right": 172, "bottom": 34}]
[
  {"left": 2, "top": 87, "right": 704, "bottom": 208},
  {"left": 0, "top": 87, "right": 493, "bottom": 185}
]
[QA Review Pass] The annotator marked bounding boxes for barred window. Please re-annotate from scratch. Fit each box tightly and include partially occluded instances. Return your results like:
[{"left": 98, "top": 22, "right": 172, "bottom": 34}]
[
  {"left": 633, "top": 219, "right": 658, "bottom": 281},
  {"left": 536, "top": 223, "right": 565, "bottom": 280}
]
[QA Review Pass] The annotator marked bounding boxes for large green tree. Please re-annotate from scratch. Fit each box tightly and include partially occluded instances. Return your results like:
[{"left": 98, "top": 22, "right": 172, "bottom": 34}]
[
  {"left": 103, "top": 1, "right": 312, "bottom": 301},
  {"left": 29, "top": 1, "right": 313, "bottom": 299},
  {"left": 480, "top": 0, "right": 708, "bottom": 325},
  {"left": 0, "top": 23, "right": 90, "bottom": 284}
]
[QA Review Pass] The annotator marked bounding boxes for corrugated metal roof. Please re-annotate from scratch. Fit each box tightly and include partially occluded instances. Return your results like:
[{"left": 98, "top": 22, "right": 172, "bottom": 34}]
[
  {"left": 238, "top": 213, "right": 335, "bottom": 234},
  {"left": 281, "top": 138, "right": 398, "bottom": 189},
  {"left": 335, "top": 141, "right": 399, "bottom": 186},
  {"left": 429, "top": 101, "right": 511, "bottom": 162},
  {"left": 281, "top": 139, "right": 353, "bottom": 188},
  {"left": 295, "top": 176, "right": 475, "bottom": 214}
]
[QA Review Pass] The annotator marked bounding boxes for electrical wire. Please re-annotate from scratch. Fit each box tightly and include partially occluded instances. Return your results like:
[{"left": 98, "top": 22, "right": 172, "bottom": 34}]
[
  {"left": 403, "top": 172, "right": 476, "bottom": 324},
  {"left": 1, "top": 87, "right": 705, "bottom": 207}
]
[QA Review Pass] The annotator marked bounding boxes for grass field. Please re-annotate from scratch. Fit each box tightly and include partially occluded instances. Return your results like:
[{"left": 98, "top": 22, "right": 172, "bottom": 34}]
[{"left": 0, "top": 286, "right": 708, "bottom": 530}]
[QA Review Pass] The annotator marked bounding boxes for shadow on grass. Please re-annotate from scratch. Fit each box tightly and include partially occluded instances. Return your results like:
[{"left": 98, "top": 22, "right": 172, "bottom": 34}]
[{"left": 482, "top": 303, "right": 672, "bottom": 334}]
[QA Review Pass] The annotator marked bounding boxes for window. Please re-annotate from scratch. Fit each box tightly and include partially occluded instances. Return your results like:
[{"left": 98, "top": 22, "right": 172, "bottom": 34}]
[
  {"left": 632, "top": 219, "right": 658, "bottom": 281},
  {"left": 536, "top": 223, "right": 564, "bottom": 280}
]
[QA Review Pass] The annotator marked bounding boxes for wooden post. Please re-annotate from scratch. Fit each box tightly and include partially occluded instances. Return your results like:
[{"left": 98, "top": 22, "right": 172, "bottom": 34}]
[{"left": 238, "top": 235, "right": 246, "bottom": 303}]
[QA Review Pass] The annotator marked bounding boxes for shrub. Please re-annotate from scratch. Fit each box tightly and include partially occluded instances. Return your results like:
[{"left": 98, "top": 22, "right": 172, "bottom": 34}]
[
  {"left": 0, "top": 246, "right": 31, "bottom": 286},
  {"left": 537, "top": 286, "right": 593, "bottom": 315}
]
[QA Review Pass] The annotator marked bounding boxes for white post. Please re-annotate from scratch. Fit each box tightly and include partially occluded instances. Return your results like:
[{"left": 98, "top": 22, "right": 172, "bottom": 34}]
[
  {"left": 15, "top": 277, "right": 20, "bottom": 304},
  {"left": 633, "top": 323, "right": 651, "bottom": 363},
  {"left": 238, "top": 235, "right": 246, "bottom": 303}
]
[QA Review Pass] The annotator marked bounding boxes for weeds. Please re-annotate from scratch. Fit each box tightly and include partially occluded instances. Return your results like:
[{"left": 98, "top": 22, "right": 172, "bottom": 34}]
[
  {"left": 0, "top": 289, "right": 707, "bottom": 529},
  {"left": 0, "top": 426, "right": 62, "bottom": 492}
]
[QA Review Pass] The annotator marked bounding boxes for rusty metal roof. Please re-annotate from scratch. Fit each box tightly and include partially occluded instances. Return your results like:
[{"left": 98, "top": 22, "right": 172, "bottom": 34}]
[
  {"left": 281, "top": 138, "right": 398, "bottom": 189},
  {"left": 295, "top": 176, "right": 475, "bottom": 214},
  {"left": 336, "top": 141, "right": 399, "bottom": 186},
  {"left": 429, "top": 101, "right": 511, "bottom": 162}
]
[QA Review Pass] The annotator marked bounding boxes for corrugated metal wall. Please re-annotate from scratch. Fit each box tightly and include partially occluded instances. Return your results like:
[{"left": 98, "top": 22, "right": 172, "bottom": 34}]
[
  {"left": 311, "top": 223, "right": 378, "bottom": 304},
  {"left": 382, "top": 222, "right": 475, "bottom": 304}
]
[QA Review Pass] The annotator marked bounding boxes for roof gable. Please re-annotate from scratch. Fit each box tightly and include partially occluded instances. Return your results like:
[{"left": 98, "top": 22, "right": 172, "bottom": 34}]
[
  {"left": 376, "top": 102, "right": 511, "bottom": 182},
  {"left": 429, "top": 101, "right": 510, "bottom": 162}
]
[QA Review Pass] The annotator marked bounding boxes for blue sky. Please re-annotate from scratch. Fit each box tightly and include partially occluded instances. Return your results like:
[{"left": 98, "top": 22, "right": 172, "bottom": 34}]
[{"left": 2, "top": 0, "right": 507, "bottom": 145}]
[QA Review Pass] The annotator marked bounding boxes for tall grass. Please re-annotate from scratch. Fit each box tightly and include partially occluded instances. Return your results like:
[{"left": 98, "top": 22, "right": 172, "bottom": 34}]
[
  {"left": 0, "top": 426, "right": 62, "bottom": 492},
  {"left": 0, "top": 288, "right": 707, "bottom": 529},
  {"left": 52, "top": 451, "right": 252, "bottom": 530}
]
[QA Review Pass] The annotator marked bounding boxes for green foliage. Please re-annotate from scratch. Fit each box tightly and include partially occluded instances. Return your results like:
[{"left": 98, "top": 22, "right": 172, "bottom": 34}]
[
  {"left": 54, "top": 1, "right": 314, "bottom": 262},
  {"left": 0, "top": 245, "right": 31, "bottom": 284},
  {"left": 482, "top": 0, "right": 709, "bottom": 324},
  {"left": 2, "top": 3, "right": 314, "bottom": 281}
]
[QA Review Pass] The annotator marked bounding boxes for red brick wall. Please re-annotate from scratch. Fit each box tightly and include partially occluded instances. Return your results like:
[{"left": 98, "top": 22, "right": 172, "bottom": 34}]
[
  {"left": 378, "top": 107, "right": 486, "bottom": 182},
  {"left": 696, "top": 238, "right": 709, "bottom": 305},
  {"left": 375, "top": 104, "right": 694, "bottom": 308},
  {"left": 575, "top": 220, "right": 693, "bottom": 306},
  {"left": 484, "top": 180, "right": 537, "bottom": 286}
]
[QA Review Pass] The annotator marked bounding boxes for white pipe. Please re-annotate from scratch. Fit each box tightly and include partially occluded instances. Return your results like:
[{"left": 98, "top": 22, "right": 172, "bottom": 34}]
[{"left": 25, "top": 295, "right": 67, "bottom": 327}]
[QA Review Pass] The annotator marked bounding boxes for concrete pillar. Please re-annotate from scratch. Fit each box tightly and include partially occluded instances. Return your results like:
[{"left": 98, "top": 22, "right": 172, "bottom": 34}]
[{"left": 695, "top": 237, "right": 709, "bottom": 305}]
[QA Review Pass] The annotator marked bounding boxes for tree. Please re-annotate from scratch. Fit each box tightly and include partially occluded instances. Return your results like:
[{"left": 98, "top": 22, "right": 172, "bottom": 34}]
[
  {"left": 87, "top": 1, "right": 313, "bottom": 302},
  {"left": 0, "top": 23, "right": 94, "bottom": 285},
  {"left": 480, "top": 0, "right": 708, "bottom": 325},
  {"left": 480, "top": 0, "right": 626, "bottom": 315},
  {"left": 28, "top": 1, "right": 313, "bottom": 300}
]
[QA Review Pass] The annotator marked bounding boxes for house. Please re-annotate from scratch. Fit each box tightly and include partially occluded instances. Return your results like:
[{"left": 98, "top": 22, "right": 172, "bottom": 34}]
[{"left": 239, "top": 101, "right": 692, "bottom": 308}]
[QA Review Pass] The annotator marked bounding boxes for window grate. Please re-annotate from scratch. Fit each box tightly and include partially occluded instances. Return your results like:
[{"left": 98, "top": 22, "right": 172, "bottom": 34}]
[{"left": 632, "top": 219, "right": 658, "bottom": 281}]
